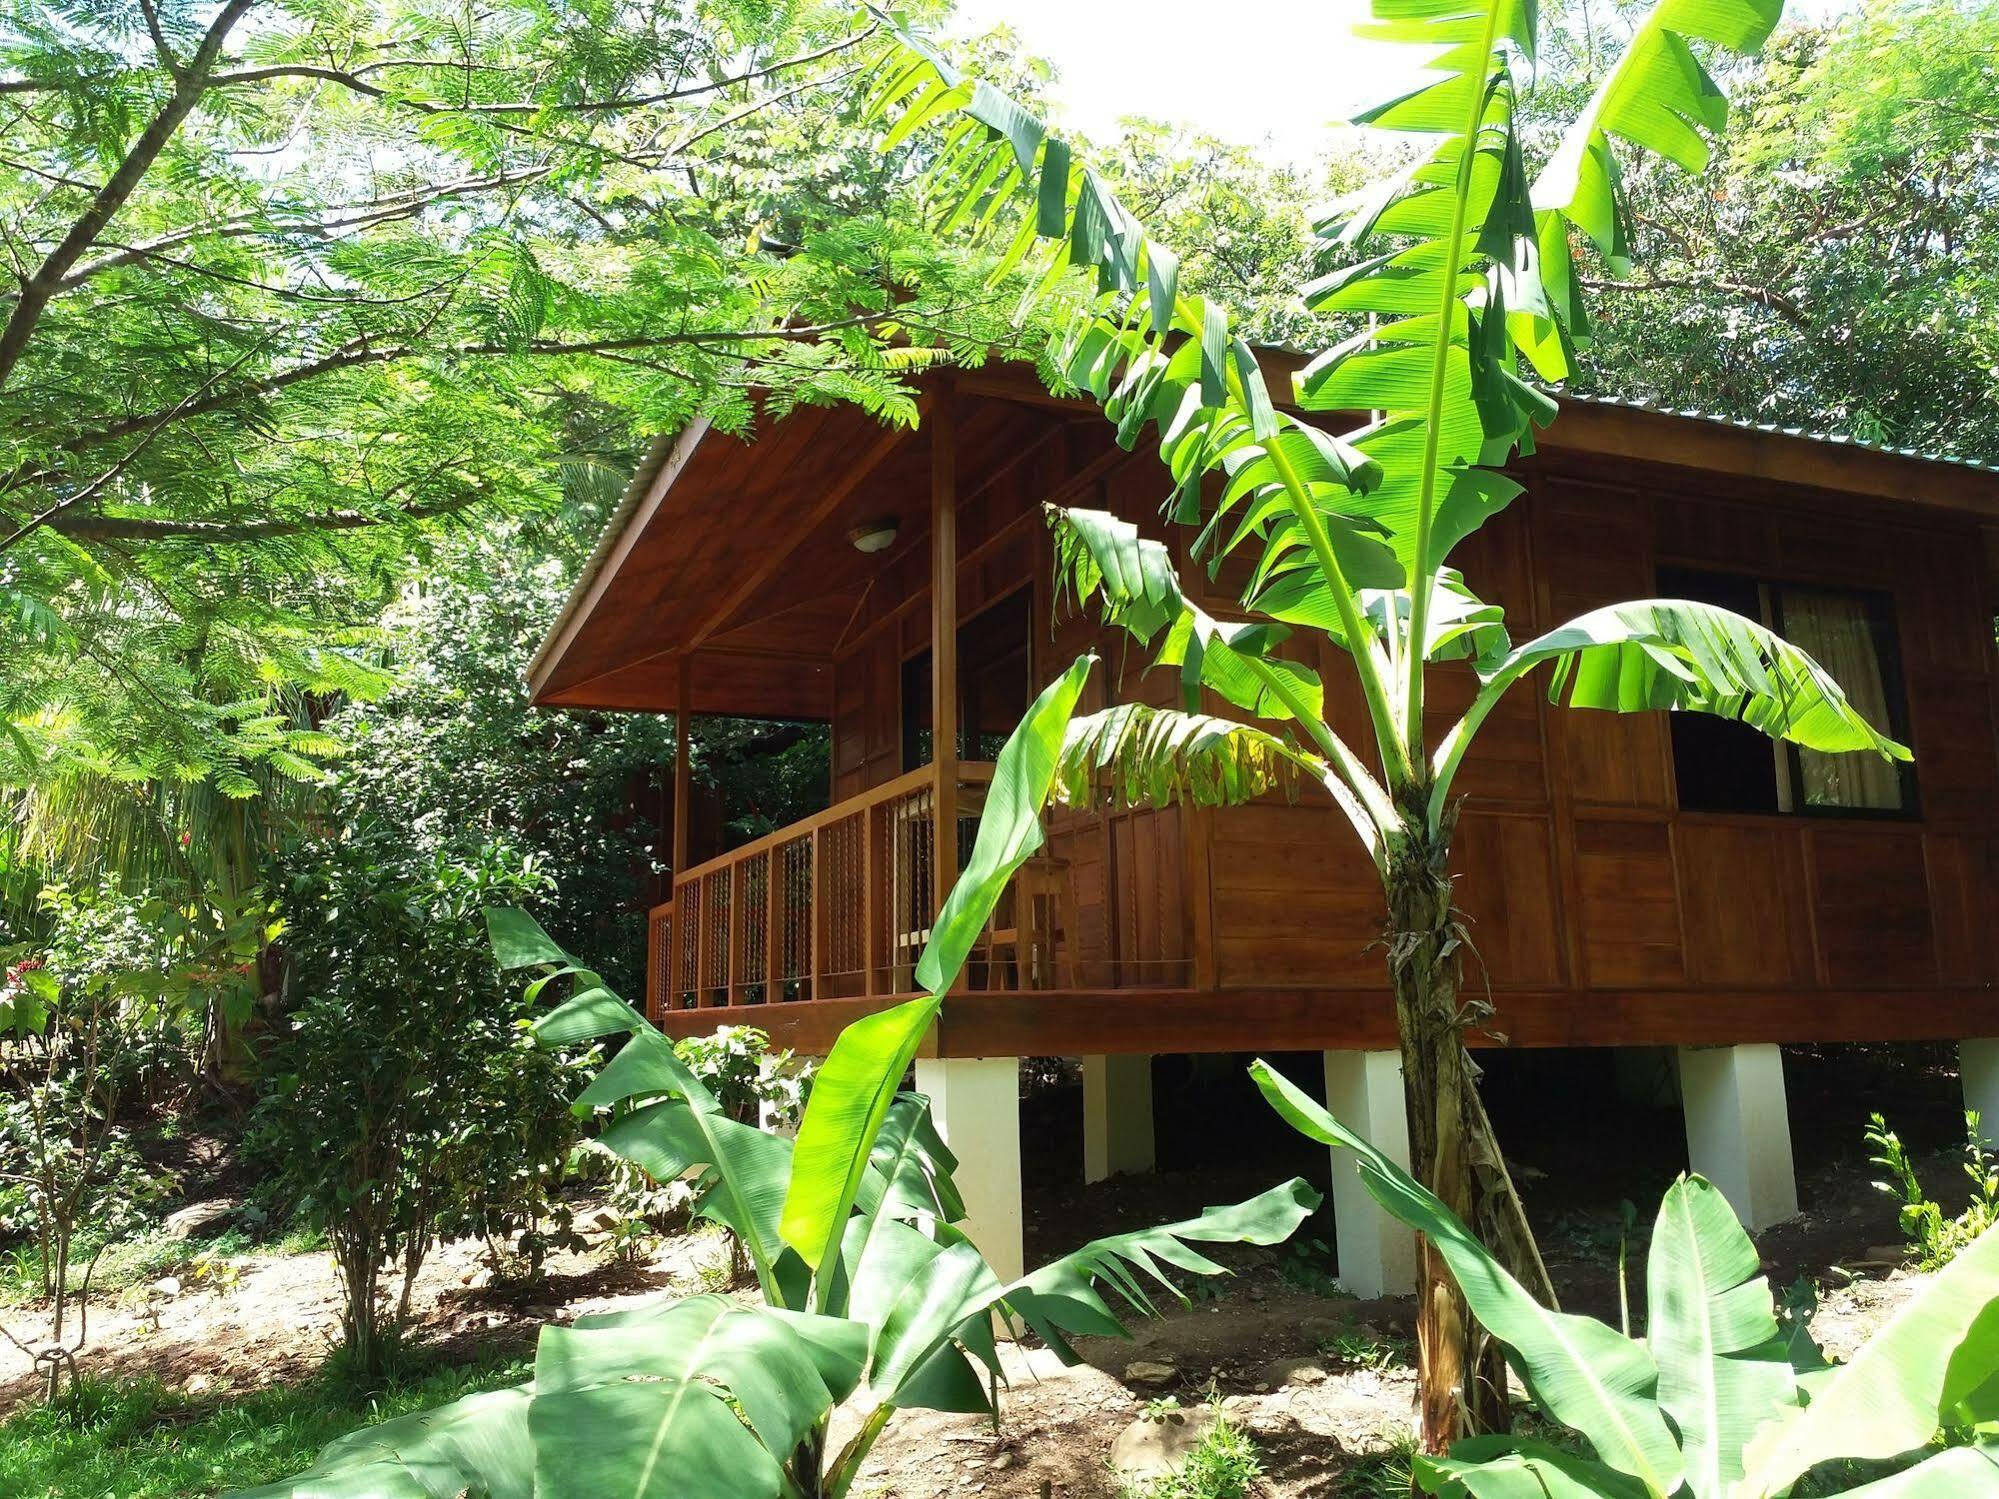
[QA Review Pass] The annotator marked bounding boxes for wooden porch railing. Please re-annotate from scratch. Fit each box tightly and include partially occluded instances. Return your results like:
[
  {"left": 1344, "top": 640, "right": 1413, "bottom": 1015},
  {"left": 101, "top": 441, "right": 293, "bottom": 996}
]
[{"left": 648, "top": 760, "right": 1078, "bottom": 1017}]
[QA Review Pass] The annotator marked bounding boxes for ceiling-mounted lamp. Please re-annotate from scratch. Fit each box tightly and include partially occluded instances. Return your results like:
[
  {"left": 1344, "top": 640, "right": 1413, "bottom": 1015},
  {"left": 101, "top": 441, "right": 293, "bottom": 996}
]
[{"left": 848, "top": 517, "right": 898, "bottom": 554}]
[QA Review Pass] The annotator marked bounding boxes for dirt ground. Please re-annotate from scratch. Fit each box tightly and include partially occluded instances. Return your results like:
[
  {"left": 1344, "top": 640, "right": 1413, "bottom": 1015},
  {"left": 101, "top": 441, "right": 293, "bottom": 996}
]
[{"left": 0, "top": 1042, "right": 1967, "bottom": 1495}]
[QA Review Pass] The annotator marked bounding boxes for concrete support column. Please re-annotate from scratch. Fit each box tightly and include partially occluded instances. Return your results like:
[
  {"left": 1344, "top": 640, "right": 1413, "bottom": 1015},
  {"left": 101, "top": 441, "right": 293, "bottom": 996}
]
[
  {"left": 1960, "top": 1040, "right": 1999, "bottom": 1146},
  {"left": 915, "top": 1055, "right": 1023, "bottom": 1283},
  {"left": 1082, "top": 1055, "right": 1155, "bottom": 1184},
  {"left": 1677, "top": 1043, "right": 1798, "bottom": 1230},
  {"left": 1322, "top": 1050, "right": 1416, "bottom": 1298}
]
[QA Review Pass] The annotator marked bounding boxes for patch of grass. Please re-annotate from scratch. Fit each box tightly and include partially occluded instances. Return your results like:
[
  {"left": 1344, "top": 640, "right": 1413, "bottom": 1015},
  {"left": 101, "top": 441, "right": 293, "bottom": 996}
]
[
  {"left": 1118, "top": 1402, "right": 1264, "bottom": 1499},
  {"left": 0, "top": 1353, "right": 527, "bottom": 1498},
  {"left": 1333, "top": 1429, "right": 1417, "bottom": 1498},
  {"left": 1316, "top": 1319, "right": 1409, "bottom": 1372},
  {"left": 0, "top": 1220, "right": 329, "bottom": 1310}
]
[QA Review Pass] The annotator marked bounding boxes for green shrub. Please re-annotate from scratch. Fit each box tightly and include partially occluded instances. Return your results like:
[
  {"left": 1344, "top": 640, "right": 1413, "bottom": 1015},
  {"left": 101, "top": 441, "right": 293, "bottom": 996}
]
[
  {"left": 249, "top": 833, "right": 583, "bottom": 1387},
  {"left": 1119, "top": 1403, "right": 1265, "bottom": 1499},
  {"left": 1867, "top": 1109, "right": 1999, "bottom": 1271}
]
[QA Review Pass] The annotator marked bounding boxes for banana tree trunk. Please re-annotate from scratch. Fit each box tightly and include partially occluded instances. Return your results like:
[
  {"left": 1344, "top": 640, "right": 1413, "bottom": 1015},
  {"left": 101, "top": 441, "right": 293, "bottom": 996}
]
[{"left": 1384, "top": 802, "right": 1553, "bottom": 1452}]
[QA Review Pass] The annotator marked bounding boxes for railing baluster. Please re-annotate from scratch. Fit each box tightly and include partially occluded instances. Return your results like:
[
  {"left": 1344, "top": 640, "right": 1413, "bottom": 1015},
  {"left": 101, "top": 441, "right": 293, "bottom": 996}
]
[
  {"left": 727, "top": 860, "right": 746, "bottom": 1005},
  {"left": 861, "top": 804, "right": 878, "bottom": 996},
  {"left": 808, "top": 826, "right": 824, "bottom": 1002}
]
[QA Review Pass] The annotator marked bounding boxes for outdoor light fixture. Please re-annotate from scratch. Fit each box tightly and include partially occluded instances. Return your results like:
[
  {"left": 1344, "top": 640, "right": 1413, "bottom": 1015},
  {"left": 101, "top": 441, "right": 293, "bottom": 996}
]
[{"left": 848, "top": 518, "right": 898, "bottom": 554}]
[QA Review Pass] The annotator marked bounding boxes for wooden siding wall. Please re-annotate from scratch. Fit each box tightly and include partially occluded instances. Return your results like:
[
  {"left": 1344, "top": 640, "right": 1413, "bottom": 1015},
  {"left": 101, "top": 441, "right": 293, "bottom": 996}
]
[{"left": 820, "top": 424, "right": 1999, "bottom": 1033}]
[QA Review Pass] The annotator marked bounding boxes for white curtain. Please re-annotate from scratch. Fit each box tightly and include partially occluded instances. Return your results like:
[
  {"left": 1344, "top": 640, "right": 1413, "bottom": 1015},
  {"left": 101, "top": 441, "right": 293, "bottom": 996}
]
[{"left": 1782, "top": 587, "right": 1904, "bottom": 810}]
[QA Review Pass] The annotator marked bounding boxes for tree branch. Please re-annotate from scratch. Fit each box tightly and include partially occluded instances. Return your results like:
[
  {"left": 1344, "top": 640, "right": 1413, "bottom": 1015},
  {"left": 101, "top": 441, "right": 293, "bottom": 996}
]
[
  {"left": 204, "top": 25, "right": 877, "bottom": 114},
  {"left": 43, "top": 493, "right": 481, "bottom": 541},
  {"left": 1582, "top": 273, "right": 1810, "bottom": 328},
  {"left": 52, "top": 165, "right": 555, "bottom": 291},
  {"left": 0, "top": 0, "right": 259, "bottom": 390}
]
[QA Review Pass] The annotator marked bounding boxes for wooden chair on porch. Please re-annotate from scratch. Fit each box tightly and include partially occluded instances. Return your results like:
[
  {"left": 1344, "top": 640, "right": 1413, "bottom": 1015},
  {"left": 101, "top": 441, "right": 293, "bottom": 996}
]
[{"left": 973, "top": 854, "right": 1078, "bottom": 991}]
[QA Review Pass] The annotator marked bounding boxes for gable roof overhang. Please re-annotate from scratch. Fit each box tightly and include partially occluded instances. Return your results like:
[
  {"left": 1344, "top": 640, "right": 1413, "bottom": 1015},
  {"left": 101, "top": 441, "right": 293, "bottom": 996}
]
[{"left": 529, "top": 354, "right": 1999, "bottom": 719}]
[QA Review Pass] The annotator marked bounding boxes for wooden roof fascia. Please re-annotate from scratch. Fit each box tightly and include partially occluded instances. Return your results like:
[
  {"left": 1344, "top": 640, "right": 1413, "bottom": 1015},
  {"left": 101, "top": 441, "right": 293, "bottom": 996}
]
[{"left": 528, "top": 419, "right": 708, "bottom": 701}]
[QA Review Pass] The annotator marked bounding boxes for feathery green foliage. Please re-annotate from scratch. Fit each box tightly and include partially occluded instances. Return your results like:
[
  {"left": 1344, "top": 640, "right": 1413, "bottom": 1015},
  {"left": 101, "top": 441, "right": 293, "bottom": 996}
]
[{"left": 0, "top": 0, "right": 1024, "bottom": 799}]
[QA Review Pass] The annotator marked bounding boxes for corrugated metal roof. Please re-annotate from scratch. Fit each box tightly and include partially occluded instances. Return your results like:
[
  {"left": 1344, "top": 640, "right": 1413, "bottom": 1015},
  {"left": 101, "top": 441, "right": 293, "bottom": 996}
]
[{"left": 1556, "top": 389, "right": 1999, "bottom": 476}]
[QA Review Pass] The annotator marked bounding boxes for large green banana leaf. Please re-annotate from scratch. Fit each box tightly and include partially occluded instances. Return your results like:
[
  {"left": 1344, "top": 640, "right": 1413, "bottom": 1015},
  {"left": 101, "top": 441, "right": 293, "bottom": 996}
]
[
  {"left": 1251, "top": 1061, "right": 1685, "bottom": 1495},
  {"left": 1004, "top": 1178, "right": 1320, "bottom": 1360},
  {"left": 1437, "top": 599, "right": 1912, "bottom": 808},
  {"left": 1834, "top": 1444, "right": 1999, "bottom": 1496},
  {"left": 1645, "top": 1176, "right": 1794, "bottom": 1499},
  {"left": 1416, "top": 1434, "right": 1649, "bottom": 1498},
  {"left": 857, "top": 1090, "right": 965, "bottom": 1226},
  {"left": 1745, "top": 1225, "right": 1999, "bottom": 1494},
  {"left": 599, "top": 1098, "right": 795, "bottom": 1298},
  {"left": 913, "top": 650, "right": 1095, "bottom": 994},
  {"left": 786, "top": 656, "right": 1095, "bottom": 1300},
  {"left": 227, "top": 1386, "right": 534, "bottom": 1499},
  {"left": 1057, "top": 703, "right": 1328, "bottom": 818},
  {"left": 1051, "top": 506, "right": 1337, "bottom": 728},
  {"left": 574, "top": 1025, "right": 716, "bottom": 1112},
  {"left": 781, "top": 991, "right": 941, "bottom": 1293},
  {"left": 528, "top": 1296, "right": 867, "bottom": 1499},
  {"left": 486, "top": 906, "right": 646, "bottom": 1044},
  {"left": 1532, "top": 0, "right": 1785, "bottom": 332}
]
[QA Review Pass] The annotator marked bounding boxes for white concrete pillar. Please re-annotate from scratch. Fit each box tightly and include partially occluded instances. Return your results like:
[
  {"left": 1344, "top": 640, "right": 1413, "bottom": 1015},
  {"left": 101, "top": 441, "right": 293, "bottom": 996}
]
[
  {"left": 1677, "top": 1044, "right": 1798, "bottom": 1230},
  {"left": 1322, "top": 1050, "right": 1417, "bottom": 1298},
  {"left": 1960, "top": 1040, "right": 1999, "bottom": 1147},
  {"left": 915, "top": 1055, "right": 1024, "bottom": 1283},
  {"left": 1082, "top": 1054, "right": 1155, "bottom": 1184}
]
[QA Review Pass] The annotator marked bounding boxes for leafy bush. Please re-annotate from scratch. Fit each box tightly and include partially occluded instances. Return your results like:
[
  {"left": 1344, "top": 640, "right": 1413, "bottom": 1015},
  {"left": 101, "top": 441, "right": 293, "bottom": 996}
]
[
  {"left": 231, "top": 909, "right": 1320, "bottom": 1498},
  {"left": 671, "top": 1024, "right": 813, "bottom": 1130},
  {"left": 1867, "top": 1110, "right": 1999, "bottom": 1271},
  {"left": 1256, "top": 1063, "right": 1999, "bottom": 1496},
  {"left": 249, "top": 832, "right": 585, "bottom": 1387}
]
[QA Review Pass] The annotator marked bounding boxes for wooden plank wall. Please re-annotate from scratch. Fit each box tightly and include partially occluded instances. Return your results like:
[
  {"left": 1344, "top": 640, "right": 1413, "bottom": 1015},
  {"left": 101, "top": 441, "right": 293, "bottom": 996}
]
[{"left": 819, "top": 413, "right": 1999, "bottom": 1033}]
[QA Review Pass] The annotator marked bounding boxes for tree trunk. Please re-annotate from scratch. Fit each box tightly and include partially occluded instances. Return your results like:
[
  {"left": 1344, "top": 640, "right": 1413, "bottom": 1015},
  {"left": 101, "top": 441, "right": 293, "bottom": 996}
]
[{"left": 1385, "top": 803, "right": 1554, "bottom": 1454}]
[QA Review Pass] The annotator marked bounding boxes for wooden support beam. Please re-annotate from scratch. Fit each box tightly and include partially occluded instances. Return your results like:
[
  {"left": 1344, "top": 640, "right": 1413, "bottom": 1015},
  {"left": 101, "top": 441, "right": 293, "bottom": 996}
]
[
  {"left": 931, "top": 376, "right": 959, "bottom": 914},
  {"left": 672, "top": 656, "right": 691, "bottom": 877}
]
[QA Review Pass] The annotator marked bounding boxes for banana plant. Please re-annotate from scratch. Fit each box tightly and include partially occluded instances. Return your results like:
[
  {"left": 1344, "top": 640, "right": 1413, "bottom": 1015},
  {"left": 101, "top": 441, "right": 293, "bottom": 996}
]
[
  {"left": 860, "top": 0, "right": 1909, "bottom": 1447},
  {"left": 232, "top": 668, "right": 1318, "bottom": 1499},
  {"left": 1252, "top": 1057, "right": 1999, "bottom": 1497}
]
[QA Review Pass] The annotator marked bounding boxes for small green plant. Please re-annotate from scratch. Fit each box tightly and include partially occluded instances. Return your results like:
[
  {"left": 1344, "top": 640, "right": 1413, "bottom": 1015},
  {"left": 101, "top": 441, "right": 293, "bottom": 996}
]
[
  {"left": 603, "top": 1214, "right": 661, "bottom": 1266},
  {"left": 1318, "top": 1320, "right": 1406, "bottom": 1373},
  {"left": 1867, "top": 1110, "right": 1999, "bottom": 1271},
  {"left": 1120, "top": 1402, "right": 1264, "bottom": 1499},
  {"left": 1334, "top": 1430, "right": 1419, "bottom": 1499},
  {"left": 1279, "top": 1235, "right": 1353, "bottom": 1299},
  {"left": 1141, "top": 1394, "right": 1184, "bottom": 1422}
]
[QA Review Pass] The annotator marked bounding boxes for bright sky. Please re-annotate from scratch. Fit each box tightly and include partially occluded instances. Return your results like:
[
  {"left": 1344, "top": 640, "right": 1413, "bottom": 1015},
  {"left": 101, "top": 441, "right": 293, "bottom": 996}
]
[
  {"left": 948, "top": 0, "right": 1400, "bottom": 169},
  {"left": 948, "top": 0, "right": 1857, "bottom": 171}
]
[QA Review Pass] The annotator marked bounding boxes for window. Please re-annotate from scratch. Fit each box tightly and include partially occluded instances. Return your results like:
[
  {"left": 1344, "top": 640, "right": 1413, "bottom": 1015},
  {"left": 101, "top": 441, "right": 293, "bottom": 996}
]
[{"left": 1659, "top": 565, "right": 1915, "bottom": 816}]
